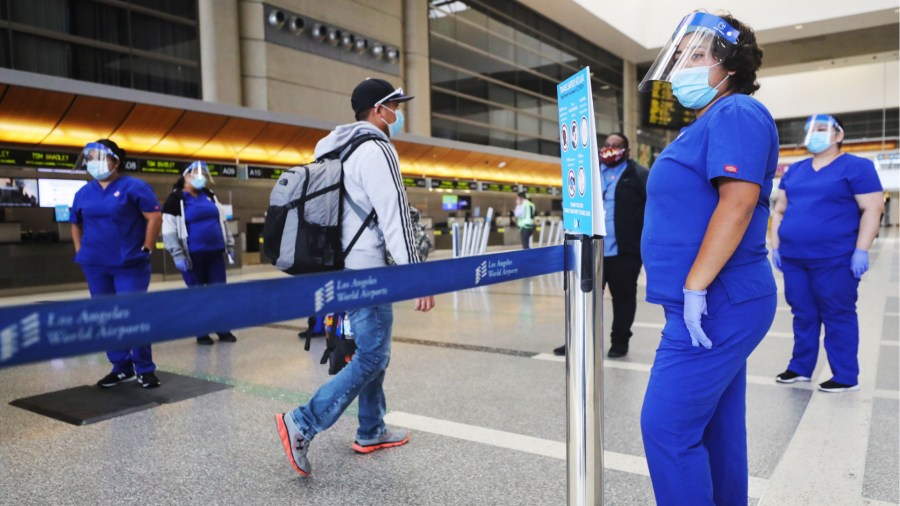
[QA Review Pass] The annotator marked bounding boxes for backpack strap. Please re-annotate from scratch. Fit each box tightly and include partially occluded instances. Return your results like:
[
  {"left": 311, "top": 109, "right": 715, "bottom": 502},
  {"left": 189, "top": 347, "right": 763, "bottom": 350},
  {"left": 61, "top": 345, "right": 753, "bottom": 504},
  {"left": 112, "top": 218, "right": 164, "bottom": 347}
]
[
  {"left": 344, "top": 209, "right": 377, "bottom": 257},
  {"left": 339, "top": 133, "right": 382, "bottom": 162}
]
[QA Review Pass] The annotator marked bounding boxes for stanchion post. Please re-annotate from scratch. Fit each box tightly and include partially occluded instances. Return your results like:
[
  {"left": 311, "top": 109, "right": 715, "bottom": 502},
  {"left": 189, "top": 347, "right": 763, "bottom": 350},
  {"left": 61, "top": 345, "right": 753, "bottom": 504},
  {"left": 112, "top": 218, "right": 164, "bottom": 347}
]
[{"left": 565, "top": 233, "right": 604, "bottom": 505}]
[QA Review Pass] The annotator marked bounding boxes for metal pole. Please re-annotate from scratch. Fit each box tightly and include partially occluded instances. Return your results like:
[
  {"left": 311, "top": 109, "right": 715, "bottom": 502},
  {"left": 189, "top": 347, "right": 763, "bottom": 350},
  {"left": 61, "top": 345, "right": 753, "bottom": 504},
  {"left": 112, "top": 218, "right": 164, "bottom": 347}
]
[{"left": 565, "top": 234, "right": 604, "bottom": 506}]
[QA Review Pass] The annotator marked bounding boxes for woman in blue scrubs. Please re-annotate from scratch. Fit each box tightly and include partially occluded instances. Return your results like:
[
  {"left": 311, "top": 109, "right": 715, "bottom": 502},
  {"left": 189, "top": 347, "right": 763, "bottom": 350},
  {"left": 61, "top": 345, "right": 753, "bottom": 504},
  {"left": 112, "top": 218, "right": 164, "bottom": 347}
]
[
  {"left": 70, "top": 140, "right": 163, "bottom": 389},
  {"left": 637, "top": 13, "right": 779, "bottom": 505},
  {"left": 161, "top": 161, "right": 237, "bottom": 345},
  {"left": 770, "top": 115, "right": 883, "bottom": 392}
]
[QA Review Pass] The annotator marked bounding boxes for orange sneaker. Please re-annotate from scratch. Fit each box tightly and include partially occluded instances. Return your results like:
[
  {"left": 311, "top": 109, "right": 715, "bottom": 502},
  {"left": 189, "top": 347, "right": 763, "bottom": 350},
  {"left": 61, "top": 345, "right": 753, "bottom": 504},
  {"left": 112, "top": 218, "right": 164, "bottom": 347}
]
[
  {"left": 352, "top": 428, "right": 410, "bottom": 454},
  {"left": 275, "top": 413, "right": 311, "bottom": 476}
]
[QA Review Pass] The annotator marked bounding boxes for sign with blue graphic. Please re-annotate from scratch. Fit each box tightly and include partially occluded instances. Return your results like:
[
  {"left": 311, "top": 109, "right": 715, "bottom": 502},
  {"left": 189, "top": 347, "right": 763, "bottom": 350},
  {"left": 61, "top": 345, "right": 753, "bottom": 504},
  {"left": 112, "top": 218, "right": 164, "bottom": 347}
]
[{"left": 557, "top": 67, "right": 605, "bottom": 237}]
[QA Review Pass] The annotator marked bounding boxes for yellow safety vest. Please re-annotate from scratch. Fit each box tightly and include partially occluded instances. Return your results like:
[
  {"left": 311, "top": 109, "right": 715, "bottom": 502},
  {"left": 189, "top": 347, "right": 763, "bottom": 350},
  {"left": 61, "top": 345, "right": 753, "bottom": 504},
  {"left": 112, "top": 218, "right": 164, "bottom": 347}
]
[{"left": 519, "top": 200, "right": 535, "bottom": 228}]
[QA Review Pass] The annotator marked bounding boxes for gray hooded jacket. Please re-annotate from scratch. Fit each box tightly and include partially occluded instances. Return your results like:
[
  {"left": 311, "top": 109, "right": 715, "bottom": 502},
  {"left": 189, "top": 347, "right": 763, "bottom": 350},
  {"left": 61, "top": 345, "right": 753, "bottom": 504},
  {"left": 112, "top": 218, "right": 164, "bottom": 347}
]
[{"left": 314, "top": 122, "right": 419, "bottom": 269}]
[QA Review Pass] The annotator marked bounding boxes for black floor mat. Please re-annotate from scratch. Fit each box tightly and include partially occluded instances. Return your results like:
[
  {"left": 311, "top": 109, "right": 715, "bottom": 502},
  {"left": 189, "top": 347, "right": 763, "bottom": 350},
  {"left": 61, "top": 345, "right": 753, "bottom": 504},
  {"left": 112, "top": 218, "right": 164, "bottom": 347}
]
[{"left": 9, "top": 371, "right": 232, "bottom": 426}]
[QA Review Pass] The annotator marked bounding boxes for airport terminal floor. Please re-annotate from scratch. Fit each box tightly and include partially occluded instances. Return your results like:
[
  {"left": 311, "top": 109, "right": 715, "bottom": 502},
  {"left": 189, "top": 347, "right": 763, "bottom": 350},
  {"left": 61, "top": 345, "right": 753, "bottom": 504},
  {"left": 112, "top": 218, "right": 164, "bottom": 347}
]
[{"left": 0, "top": 232, "right": 897, "bottom": 506}]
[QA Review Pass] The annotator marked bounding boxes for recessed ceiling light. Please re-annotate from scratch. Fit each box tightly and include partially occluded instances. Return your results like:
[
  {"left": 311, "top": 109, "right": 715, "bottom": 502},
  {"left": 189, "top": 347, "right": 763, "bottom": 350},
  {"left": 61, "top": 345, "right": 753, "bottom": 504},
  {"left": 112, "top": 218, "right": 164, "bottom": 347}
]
[
  {"left": 794, "top": 24, "right": 803, "bottom": 30},
  {"left": 498, "top": 161, "right": 507, "bottom": 168}
]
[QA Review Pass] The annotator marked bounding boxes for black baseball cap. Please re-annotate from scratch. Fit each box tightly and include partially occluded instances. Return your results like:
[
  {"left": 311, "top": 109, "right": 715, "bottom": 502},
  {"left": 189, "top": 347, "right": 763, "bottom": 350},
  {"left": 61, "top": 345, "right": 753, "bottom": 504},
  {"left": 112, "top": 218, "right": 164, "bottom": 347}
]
[{"left": 351, "top": 78, "right": 414, "bottom": 114}]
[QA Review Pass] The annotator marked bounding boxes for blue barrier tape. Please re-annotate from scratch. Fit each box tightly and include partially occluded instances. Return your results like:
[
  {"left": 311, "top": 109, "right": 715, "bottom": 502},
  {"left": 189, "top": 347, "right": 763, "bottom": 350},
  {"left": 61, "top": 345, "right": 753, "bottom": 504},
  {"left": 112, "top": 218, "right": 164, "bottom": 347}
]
[{"left": 0, "top": 246, "right": 566, "bottom": 368}]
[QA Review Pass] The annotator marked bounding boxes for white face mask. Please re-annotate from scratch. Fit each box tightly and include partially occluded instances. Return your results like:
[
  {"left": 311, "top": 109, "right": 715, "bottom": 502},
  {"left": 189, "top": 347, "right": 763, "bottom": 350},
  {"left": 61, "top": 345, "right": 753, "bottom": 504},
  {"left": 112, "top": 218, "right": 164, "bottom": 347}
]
[{"left": 380, "top": 107, "right": 405, "bottom": 137}]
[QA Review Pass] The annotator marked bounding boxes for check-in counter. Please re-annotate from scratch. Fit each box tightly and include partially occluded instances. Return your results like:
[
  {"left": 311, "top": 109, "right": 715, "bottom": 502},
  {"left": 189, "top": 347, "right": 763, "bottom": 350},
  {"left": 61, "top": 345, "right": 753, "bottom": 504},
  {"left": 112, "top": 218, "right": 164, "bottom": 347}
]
[
  {"left": 0, "top": 230, "right": 243, "bottom": 291},
  {"left": 0, "top": 222, "right": 21, "bottom": 242}
]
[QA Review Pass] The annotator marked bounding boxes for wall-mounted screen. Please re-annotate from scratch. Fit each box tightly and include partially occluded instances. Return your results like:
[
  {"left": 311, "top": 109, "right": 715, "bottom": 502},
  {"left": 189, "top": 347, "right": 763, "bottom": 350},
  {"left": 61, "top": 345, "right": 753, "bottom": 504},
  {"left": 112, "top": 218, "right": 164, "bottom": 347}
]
[
  {"left": 441, "top": 194, "right": 459, "bottom": 211},
  {"left": 38, "top": 179, "right": 87, "bottom": 208},
  {"left": 0, "top": 178, "right": 39, "bottom": 207},
  {"left": 457, "top": 195, "right": 472, "bottom": 211},
  {"left": 551, "top": 199, "right": 563, "bottom": 211}
]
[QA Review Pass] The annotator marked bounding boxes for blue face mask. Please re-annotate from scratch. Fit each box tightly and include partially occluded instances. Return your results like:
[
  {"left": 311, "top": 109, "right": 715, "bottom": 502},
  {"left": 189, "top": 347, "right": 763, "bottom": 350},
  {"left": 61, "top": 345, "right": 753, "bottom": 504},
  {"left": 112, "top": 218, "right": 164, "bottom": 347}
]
[
  {"left": 382, "top": 107, "right": 404, "bottom": 138},
  {"left": 805, "top": 132, "right": 833, "bottom": 154},
  {"left": 671, "top": 63, "right": 729, "bottom": 110},
  {"left": 191, "top": 176, "right": 207, "bottom": 190},
  {"left": 86, "top": 160, "right": 112, "bottom": 180}
]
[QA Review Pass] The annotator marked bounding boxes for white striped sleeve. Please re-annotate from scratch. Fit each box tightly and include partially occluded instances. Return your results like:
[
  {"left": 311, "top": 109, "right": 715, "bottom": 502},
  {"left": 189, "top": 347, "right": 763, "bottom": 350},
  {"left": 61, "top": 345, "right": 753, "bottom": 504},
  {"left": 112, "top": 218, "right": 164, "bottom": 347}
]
[{"left": 365, "top": 140, "right": 420, "bottom": 265}]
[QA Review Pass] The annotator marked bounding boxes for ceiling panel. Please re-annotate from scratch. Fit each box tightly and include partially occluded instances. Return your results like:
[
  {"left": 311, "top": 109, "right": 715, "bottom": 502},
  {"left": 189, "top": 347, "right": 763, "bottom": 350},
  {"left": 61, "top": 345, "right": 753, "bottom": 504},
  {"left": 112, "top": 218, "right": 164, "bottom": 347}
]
[
  {"left": 0, "top": 83, "right": 562, "bottom": 186},
  {"left": 153, "top": 111, "right": 229, "bottom": 157},
  {"left": 237, "top": 123, "right": 305, "bottom": 162},
  {"left": 0, "top": 87, "right": 74, "bottom": 144},
  {"left": 42, "top": 96, "right": 133, "bottom": 148},
  {"left": 111, "top": 104, "right": 184, "bottom": 154},
  {"left": 192, "top": 118, "right": 268, "bottom": 160}
]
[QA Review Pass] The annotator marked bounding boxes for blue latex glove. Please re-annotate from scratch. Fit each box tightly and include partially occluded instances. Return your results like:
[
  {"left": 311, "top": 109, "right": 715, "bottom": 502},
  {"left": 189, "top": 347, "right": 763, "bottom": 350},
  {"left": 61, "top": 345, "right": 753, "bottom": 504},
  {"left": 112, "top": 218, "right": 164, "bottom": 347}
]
[
  {"left": 175, "top": 259, "right": 189, "bottom": 272},
  {"left": 683, "top": 288, "right": 713, "bottom": 349},
  {"left": 772, "top": 248, "right": 782, "bottom": 272},
  {"left": 850, "top": 249, "right": 868, "bottom": 279}
]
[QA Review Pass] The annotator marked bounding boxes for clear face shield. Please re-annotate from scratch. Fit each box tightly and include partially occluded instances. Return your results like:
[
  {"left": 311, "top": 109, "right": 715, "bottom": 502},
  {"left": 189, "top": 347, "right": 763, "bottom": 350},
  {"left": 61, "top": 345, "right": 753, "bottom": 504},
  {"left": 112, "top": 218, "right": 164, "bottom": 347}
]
[
  {"left": 78, "top": 142, "right": 119, "bottom": 180},
  {"left": 802, "top": 114, "right": 842, "bottom": 154},
  {"left": 638, "top": 12, "right": 739, "bottom": 93},
  {"left": 184, "top": 161, "right": 213, "bottom": 189}
]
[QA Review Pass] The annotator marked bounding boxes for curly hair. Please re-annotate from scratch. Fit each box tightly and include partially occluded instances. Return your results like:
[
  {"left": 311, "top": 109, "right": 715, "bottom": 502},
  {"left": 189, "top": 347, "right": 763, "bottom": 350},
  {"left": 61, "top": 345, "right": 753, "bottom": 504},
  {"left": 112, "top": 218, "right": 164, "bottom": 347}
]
[{"left": 718, "top": 14, "right": 763, "bottom": 95}]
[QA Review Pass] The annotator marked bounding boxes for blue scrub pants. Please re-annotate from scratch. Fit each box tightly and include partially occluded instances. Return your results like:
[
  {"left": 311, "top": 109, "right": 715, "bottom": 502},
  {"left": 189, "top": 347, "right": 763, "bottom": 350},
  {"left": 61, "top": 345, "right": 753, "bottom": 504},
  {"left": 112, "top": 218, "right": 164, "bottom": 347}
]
[
  {"left": 782, "top": 254, "right": 860, "bottom": 385},
  {"left": 641, "top": 280, "right": 776, "bottom": 506},
  {"left": 180, "top": 250, "right": 227, "bottom": 287},
  {"left": 180, "top": 250, "right": 230, "bottom": 336},
  {"left": 81, "top": 263, "right": 155, "bottom": 375}
]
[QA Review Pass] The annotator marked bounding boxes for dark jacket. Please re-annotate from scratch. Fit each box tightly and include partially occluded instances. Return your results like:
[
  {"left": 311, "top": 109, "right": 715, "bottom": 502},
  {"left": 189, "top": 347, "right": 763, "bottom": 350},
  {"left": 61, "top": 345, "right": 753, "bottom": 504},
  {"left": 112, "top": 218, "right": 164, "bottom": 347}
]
[{"left": 611, "top": 159, "right": 649, "bottom": 258}]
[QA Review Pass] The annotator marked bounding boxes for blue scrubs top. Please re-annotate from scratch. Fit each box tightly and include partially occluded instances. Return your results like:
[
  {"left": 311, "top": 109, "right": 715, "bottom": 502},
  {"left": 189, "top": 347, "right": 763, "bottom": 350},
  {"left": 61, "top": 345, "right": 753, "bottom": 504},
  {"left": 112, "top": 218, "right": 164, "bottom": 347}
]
[
  {"left": 778, "top": 154, "right": 882, "bottom": 259},
  {"left": 183, "top": 191, "right": 225, "bottom": 253},
  {"left": 641, "top": 94, "right": 779, "bottom": 307},
  {"left": 70, "top": 176, "right": 160, "bottom": 267},
  {"left": 601, "top": 160, "right": 628, "bottom": 257}
]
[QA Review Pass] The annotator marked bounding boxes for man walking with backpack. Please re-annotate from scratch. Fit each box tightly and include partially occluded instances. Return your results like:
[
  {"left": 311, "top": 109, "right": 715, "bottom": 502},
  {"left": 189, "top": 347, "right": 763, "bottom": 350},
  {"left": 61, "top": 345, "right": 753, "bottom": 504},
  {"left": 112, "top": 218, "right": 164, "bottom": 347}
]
[{"left": 276, "top": 78, "right": 435, "bottom": 477}]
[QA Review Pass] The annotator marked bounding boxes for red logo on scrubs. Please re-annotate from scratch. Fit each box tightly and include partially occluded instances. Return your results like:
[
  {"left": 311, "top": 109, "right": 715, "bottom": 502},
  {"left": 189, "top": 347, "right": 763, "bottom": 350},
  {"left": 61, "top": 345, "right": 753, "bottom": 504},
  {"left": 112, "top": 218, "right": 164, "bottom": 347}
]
[{"left": 724, "top": 165, "right": 738, "bottom": 174}]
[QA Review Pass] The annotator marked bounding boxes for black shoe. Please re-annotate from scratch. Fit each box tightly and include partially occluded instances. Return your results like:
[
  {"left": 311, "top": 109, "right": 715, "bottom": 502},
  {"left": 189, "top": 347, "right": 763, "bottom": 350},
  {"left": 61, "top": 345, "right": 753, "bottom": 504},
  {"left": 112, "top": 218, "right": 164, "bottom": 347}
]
[
  {"left": 218, "top": 332, "right": 237, "bottom": 342},
  {"left": 196, "top": 335, "right": 215, "bottom": 345},
  {"left": 775, "top": 370, "right": 810, "bottom": 384},
  {"left": 818, "top": 379, "right": 859, "bottom": 392},
  {"left": 138, "top": 371, "right": 161, "bottom": 388},
  {"left": 553, "top": 345, "right": 566, "bottom": 356},
  {"left": 97, "top": 371, "right": 137, "bottom": 389},
  {"left": 607, "top": 347, "right": 628, "bottom": 358}
]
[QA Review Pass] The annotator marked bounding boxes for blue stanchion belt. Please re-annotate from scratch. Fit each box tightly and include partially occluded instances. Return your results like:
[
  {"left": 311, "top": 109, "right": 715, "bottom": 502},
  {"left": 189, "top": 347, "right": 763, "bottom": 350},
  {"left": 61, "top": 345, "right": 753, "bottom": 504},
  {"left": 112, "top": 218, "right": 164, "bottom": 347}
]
[{"left": 0, "top": 247, "right": 565, "bottom": 368}]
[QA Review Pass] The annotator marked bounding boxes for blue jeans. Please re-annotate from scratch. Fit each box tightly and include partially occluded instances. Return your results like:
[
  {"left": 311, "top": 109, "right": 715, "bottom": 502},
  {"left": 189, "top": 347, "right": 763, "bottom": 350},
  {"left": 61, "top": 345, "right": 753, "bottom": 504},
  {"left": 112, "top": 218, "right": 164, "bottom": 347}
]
[
  {"left": 81, "top": 263, "right": 155, "bottom": 375},
  {"left": 291, "top": 304, "right": 393, "bottom": 441}
]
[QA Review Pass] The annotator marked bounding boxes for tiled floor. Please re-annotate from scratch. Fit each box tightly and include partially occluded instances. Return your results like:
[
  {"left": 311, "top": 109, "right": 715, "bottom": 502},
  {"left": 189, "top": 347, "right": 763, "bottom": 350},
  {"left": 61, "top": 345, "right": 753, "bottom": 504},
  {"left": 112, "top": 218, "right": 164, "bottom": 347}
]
[{"left": 0, "top": 234, "right": 897, "bottom": 505}]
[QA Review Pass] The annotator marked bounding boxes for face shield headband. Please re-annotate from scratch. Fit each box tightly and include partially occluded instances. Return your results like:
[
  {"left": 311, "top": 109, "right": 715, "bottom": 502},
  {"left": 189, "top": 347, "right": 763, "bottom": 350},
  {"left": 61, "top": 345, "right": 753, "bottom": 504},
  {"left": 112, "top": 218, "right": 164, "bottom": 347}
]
[
  {"left": 638, "top": 12, "right": 739, "bottom": 93},
  {"left": 184, "top": 161, "right": 214, "bottom": 186},
  {"left": 78, "top": 142, "right": 119, "bottom": 169},
  {"left": 803, "top": 114, "right": 843, "bottom": 153}
]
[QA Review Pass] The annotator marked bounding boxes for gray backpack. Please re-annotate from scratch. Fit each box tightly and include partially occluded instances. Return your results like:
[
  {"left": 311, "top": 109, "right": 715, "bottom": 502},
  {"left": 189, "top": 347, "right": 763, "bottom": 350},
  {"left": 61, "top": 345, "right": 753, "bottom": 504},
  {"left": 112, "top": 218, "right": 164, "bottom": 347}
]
[{"left": 263, "top": 134, "right": 380, "bottom": 275}]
